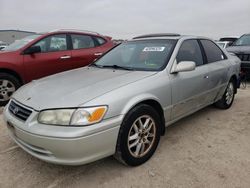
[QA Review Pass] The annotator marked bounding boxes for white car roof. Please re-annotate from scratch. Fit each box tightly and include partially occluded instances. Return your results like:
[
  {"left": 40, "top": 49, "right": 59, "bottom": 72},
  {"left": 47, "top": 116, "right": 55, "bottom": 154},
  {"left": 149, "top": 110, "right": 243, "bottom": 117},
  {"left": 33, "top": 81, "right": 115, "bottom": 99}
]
[{"left": 131, "top": 34, "right": 211, "bottom": 41}]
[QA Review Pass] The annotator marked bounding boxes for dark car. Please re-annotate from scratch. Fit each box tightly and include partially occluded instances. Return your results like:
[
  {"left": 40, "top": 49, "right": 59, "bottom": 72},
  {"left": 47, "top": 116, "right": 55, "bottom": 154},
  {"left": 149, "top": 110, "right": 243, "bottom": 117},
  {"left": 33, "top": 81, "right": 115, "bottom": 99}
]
[
  {"left": 0, "top": 29, "right": 114, "bottom": 105},
  {"left": 219, "top": 36, "right": 238, "bottom": 46},
  {"left": 226, "top": 34, "right": 250, "bottom": 78}
]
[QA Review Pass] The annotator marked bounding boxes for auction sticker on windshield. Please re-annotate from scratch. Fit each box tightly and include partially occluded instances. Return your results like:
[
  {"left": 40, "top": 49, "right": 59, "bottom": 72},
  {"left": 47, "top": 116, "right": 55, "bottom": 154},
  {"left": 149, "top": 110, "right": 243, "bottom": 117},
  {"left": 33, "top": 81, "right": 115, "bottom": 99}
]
[{"left": 143, "top": 47, "right": 165, "bottom": 52}]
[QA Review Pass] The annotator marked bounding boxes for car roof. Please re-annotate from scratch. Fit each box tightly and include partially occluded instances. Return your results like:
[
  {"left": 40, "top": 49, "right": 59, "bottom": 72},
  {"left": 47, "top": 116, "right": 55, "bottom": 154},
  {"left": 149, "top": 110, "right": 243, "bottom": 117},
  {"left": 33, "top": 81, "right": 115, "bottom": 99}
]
[
  {"left": 38, "top": 29, "right": 103, "bottom": 36},
  {"left": 133, "top": 33, "right": 181, "bottom": 39},
  {"left": 220, "top": 36, "right": 239, "bottom": 39},
  {"left": 131, "top": 33, "right": 210, "bottom": 41}
]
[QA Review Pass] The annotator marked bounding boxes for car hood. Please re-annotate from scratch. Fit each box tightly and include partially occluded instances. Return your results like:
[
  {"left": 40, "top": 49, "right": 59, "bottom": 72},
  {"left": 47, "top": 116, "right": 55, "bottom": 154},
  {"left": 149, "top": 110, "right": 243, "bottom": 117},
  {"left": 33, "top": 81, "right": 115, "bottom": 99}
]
[
  {"left": 227, "top": 46, "right": 250, "bottom": 54},
  {"left": 0, "top": 50, "right": 17, "bottom": 58},
  {"left": 13, "top": 67, "right": 157, "bottom": 110}
]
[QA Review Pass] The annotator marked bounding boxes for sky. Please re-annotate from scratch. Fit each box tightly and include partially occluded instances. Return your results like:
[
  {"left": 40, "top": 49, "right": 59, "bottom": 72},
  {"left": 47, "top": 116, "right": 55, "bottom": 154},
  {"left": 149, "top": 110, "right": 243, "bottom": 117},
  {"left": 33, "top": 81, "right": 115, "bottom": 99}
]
[{"left": 0, "top": 0, "right": 249, "bottom": 39}]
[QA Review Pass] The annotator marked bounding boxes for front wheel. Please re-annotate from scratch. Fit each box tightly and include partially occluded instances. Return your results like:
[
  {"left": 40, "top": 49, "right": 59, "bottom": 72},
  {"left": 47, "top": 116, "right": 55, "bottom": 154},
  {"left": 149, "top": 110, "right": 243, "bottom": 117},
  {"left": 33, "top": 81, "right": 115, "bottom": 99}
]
[
  {"left": 0, "top": 73, "right": 21, "bottom": 106},
  {"left": 215, "top": 79, "right": 235, "bottom": 109},
  {"left": 115, "top": 104, "right": 161, "bottom": 166}
]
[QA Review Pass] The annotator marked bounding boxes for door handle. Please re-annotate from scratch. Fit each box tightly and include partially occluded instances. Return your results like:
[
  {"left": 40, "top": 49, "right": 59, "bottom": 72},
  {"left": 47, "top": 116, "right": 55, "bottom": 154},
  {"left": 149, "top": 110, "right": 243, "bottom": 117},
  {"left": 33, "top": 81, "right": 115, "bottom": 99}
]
[
  {"left": 94, "top": 52, "right": 103, "bottom": 56},
  {"left": 204, "top": 75, "right": 209, "bottom": 79},
  {"left": 60, "top": 55, "right": 71, "bottom": 59}
]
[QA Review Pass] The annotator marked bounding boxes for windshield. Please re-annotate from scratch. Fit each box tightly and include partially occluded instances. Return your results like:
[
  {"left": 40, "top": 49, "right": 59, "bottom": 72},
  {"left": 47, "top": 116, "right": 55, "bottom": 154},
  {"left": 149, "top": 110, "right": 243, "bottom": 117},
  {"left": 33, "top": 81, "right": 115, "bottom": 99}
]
[
  {"left": 94, "top": 39, "right": 176, "bottom": 71},
  {"left": 232, "top": 35, "right": 250, "bottom": 46},
  {"left": 3, "top": 34, "right": 41, "bottom": 51}
]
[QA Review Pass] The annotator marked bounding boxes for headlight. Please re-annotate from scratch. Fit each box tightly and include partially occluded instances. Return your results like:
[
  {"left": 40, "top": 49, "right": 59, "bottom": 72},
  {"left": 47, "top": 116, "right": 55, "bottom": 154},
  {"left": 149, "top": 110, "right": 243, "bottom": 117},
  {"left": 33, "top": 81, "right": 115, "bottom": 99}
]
[
  {"left": 38, "top": 106, "right": 108, "bottom": 126},
  {"left": 38, "top": 109, "right": 75, "bottom": 125}
]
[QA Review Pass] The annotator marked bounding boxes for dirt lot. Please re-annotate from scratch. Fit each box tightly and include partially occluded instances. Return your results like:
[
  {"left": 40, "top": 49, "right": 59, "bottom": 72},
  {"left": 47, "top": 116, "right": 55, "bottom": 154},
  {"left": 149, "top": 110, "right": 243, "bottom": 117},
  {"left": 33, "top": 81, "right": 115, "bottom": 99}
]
[{"left": 0, "top": 87, "right": 250, "bottom": 188}]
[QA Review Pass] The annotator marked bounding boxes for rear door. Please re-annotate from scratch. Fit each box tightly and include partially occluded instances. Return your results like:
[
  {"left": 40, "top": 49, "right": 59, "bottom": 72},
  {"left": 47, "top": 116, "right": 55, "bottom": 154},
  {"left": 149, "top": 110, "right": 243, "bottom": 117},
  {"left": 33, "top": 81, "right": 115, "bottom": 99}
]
[
  {"left": 199, "top": 39, "right": 229, "bottom": 103},
  {"left": 23, "top": 34, "right": 72, "bottom": 81},
  {"left": 170, "top": 39, "right": 210, "bottom": 119},
  {"left": 69, "top": 34, "right": 110, "bottom": 69}
]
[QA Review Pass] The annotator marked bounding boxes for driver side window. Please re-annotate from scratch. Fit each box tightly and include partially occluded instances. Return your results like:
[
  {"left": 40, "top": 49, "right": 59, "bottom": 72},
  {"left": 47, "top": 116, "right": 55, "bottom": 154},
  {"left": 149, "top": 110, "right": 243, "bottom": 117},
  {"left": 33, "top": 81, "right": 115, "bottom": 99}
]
[
  {"left": 176, "top": 40, "right": 204, "bottom": 66},
  {"left": 32, "top": 34, "right": 67, "bottom": 53},
  {"left": 34, "top": 40, "right": 46, "bottom": 52}
]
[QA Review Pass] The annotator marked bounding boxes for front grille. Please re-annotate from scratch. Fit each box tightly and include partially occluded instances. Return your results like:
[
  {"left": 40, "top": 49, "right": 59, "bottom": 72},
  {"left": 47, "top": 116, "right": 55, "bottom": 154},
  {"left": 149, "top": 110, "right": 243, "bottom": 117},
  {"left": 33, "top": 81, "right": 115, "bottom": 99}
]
[
  {"left": 8, "top": 100, "right": 32, "bottom": 121},
  {"left": 236, "top": 53, "right": 250, "bottom": 61}
]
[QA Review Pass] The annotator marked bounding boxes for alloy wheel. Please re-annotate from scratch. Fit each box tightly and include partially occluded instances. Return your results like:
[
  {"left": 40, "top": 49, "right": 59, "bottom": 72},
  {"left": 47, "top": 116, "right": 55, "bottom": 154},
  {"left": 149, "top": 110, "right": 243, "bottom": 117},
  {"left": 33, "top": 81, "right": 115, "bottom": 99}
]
[
  {"left": 225, "top": 82, "right": 234, "bottom": 105},
  {"left": 0, "top": 79, "right": 16, "bottom": 102},
  {"left": 127, "top": 115, "right": 156, "bottom": 158}
]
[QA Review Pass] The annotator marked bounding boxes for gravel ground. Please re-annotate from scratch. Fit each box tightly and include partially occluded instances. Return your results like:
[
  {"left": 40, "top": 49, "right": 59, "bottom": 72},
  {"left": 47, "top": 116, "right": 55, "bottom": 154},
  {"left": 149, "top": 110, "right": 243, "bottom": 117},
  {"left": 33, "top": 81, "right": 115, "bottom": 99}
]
[{"left": 0, "top": 87, "right": 250, "bottom": 188}]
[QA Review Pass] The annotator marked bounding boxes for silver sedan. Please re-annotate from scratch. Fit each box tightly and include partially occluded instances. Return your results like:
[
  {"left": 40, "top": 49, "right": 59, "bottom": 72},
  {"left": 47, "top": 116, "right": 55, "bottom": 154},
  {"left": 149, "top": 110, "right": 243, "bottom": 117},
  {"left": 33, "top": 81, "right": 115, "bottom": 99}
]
[{"left": 3, "top": 34, "right": 241, "bottom": 166}]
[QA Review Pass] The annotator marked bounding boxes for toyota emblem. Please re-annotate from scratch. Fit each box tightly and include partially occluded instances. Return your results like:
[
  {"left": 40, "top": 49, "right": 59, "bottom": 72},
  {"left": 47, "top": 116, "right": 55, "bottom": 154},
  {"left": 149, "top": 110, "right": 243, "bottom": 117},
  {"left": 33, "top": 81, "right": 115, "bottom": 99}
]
[{"left": 13, "top": 107, "right": 19, "bottom": 114}]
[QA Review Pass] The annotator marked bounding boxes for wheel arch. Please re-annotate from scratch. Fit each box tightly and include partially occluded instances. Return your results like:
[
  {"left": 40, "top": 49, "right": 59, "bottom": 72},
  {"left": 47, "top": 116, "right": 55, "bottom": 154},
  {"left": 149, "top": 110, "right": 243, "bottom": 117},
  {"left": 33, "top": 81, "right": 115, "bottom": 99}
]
[
  {"left": 0, "top": 68, "right": 23, "bottom": 84},
  {"left": 230, "top": 74, "right": 237, "bottom": 94},
  {"left": 121, "top": 96, "right": 166, "bottom": 136},
  {"left": 138, "top": 99, "right": 165, "bottom": 135}
]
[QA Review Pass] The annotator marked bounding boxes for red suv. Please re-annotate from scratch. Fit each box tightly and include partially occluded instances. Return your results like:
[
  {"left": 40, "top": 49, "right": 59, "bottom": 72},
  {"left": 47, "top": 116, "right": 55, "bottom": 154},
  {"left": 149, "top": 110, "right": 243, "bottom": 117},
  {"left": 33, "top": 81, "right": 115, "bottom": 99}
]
[{"left": 0, "top": 29, "right": 114, "bottom": 105}]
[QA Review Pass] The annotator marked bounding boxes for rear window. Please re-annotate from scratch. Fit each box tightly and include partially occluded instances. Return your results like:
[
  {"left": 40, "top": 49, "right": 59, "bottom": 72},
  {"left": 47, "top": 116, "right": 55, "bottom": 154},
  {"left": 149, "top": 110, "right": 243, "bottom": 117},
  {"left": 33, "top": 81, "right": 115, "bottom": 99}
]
[
  {"left": 200, "top": 40, "right": 226, "bottom": 63},
  {"left": 94, "top": 37, "right": 106, "bottom": 46}
]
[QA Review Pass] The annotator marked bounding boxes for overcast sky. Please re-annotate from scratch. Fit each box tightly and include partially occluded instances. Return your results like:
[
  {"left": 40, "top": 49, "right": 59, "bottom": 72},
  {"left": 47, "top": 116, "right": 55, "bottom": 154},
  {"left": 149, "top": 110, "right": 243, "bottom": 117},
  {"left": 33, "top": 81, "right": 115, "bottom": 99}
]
[{"left": 0, "top": 0, "right": 249, "bottom": 39}]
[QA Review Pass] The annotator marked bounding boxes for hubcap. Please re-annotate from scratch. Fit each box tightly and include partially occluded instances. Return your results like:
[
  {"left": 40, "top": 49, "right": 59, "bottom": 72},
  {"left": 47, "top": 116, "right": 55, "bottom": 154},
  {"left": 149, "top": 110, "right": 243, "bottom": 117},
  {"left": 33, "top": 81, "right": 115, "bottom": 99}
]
[
  {"left": 0, "top": 79, "right": 16, "bottom": 102},
  {"left": 225, "top": 82, "right": 234, "bottom": 105},
  {"left": 127, "top": 115, "right": 156, "bottom": 158}
]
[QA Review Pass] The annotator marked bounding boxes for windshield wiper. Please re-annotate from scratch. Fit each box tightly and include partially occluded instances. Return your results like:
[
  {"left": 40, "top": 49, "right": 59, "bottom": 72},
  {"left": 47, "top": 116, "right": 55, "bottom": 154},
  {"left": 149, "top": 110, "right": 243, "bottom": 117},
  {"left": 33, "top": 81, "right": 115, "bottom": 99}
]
[
  {"left": 101, "top": 65, "right": 135, "bottom": 71},
  {"left": 89, "top": 63, "right": 102, "bottom": 68},
  {"left": 89, "top": 63, "right": 134, "bottom": 70}
]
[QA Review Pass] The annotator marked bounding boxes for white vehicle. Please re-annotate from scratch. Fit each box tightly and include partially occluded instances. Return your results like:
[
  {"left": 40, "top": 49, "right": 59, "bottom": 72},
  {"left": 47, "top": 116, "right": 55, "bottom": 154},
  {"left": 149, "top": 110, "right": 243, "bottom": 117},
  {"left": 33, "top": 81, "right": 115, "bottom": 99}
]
[
  {"left": 3, "top": 33, "right": 241, "bottom": 166},
  {"left": 216, "top": 41, "right": 231, "bottom": 49}
]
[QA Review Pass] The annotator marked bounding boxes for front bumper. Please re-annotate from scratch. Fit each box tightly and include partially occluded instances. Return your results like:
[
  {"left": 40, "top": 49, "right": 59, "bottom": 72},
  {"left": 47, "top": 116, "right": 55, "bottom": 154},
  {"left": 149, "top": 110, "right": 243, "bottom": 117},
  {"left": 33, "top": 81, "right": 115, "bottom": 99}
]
[{"left": 3, "top": 103, "right": 123, "bottom": 165}]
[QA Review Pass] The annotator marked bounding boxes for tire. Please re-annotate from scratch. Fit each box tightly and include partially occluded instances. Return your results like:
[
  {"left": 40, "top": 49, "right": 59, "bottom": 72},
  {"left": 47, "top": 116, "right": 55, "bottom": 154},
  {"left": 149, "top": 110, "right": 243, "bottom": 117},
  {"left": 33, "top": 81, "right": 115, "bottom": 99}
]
[
  {"left": 115, "top": 104, "right": 161, "bottom": 166},
  {"left": 0, "top": 73, "right": 21, "bottom": 106},
  {"left": 215, "top": 79, "right": 235, "bottom": 109}
]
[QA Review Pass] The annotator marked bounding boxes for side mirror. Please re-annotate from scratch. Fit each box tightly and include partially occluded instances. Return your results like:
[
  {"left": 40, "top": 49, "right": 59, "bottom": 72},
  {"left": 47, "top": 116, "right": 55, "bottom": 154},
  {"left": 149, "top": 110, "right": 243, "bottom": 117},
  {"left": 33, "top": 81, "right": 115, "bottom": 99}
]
[
  {"left": 23, "top": 46, "right": 41, "bottom": 55},
  {"left": 173, "top": 61, "right": 196, "bottom": 73}
]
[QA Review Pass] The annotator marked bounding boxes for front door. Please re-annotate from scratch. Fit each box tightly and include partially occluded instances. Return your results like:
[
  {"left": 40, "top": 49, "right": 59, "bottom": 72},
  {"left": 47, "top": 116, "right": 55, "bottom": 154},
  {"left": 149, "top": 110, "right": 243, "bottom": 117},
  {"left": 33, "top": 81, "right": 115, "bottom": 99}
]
[
  {"left": 170, "top": 39, "right": 210, "bottom": 120},
  {"left": 23, "top": 34, "right": 72, "bottom": 82}
]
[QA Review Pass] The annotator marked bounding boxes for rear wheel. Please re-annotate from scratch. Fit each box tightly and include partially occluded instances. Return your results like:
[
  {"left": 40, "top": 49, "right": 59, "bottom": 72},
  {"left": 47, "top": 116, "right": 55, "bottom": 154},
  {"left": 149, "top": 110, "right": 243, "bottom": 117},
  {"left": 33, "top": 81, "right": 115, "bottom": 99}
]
[
  {"left": 0, "top": 73, "right": 21, "bottom": 106},
  {"left": 215, "top": 79, "right": 235, "bottom": 109},
  {"left": 115, "top": 104, "right": 161, "bottom": 166}
]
